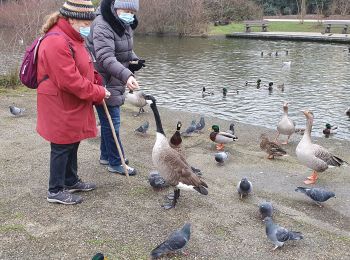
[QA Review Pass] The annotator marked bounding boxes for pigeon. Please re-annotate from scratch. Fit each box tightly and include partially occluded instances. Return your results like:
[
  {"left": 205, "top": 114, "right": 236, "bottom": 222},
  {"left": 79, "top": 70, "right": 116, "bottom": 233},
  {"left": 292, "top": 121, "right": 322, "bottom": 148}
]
[
  {"left": 181, "top": 120, "right": 197, "bottom": 136},
  {"left": 259, "top": 202, "right": 273, "bottom": 219},
  {"left": 264, "top": 217, "right": 303, "bottom": 250},
  {"left": 195, "top": 116, "right": 205, "bottom": 132},
  {"left": 150, "top": 223, "right": 191, "bottom": 259},
  {"left": 148, "top": 171, "right": 168, "bottom": 190},
  {"left": 227, "top": 123, "right": 235, "bottom": 135},
  {"left": 92, "top": 253, "right": 107, "bottom": 260},
  {"left": 134, "top": 121, "right": 149, "bottom": 135},
  {"left": 9, "top": 105, "right": 25, "bottom": 116},
  {"left": 237, "top": 177, "right": 252, "bottom": 199},
  {"left": 214, "top": 151, "right": 229, "bottom": 164},
  {"left": 295, "top": 187, "right": 336, "bottom": 207}
]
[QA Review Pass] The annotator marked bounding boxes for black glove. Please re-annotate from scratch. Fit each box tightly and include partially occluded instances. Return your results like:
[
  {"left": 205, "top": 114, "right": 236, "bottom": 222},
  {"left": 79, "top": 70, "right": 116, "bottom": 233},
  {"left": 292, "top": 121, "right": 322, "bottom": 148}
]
[{"left": 128, "top": 59, "right": 146, "bottom": 73}]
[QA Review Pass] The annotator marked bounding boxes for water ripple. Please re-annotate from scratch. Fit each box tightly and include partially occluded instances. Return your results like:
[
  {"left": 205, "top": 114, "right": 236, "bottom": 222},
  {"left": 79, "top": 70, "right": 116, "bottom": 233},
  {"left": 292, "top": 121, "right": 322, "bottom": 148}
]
[{"left": 134, "top": 36, "right": 350, "bottom": 140}]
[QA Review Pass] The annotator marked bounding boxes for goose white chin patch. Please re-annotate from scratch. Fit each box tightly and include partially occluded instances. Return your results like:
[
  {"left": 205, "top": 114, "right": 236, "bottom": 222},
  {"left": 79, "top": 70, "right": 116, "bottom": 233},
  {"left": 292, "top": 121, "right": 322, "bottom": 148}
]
[{"left": 176, "top": 182, "right": 195, "bottom": 191}]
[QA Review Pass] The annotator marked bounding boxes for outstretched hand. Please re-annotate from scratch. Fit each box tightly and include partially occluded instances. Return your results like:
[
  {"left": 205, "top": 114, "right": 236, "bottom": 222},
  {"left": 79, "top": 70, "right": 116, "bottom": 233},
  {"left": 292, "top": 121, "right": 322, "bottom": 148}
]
[{"left": 126, "top": 76, "right": 139, "bottom": 91}]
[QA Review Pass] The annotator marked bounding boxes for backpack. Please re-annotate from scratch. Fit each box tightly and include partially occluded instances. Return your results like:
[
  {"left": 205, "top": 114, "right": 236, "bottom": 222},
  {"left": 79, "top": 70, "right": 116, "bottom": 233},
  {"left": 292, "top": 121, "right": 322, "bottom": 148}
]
[{"left": 19, "top": 32, "right": 73, "bottom": 89}]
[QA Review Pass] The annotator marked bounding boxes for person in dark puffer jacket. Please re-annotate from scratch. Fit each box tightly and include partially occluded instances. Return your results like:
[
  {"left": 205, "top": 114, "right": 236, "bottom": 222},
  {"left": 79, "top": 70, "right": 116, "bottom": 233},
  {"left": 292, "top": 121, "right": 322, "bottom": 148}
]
[{"left": 86, "top": 0, "right": 144, "bottom": 176}]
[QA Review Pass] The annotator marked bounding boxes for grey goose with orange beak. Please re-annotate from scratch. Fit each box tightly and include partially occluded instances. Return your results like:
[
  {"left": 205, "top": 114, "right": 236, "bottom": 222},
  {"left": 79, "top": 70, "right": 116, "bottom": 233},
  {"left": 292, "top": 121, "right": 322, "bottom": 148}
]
[
  {"left": 145, "top": 95, "right": 208, "bottom": 209},
  {"left": 296, "top": 110, "right": 348, "bottom": 184}
]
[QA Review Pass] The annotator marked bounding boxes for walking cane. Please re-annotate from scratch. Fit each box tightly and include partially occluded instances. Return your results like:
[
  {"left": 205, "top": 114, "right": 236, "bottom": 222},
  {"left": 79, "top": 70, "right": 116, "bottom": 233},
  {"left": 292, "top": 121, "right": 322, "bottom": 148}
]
[{"left": 102, "top": 99, "right": 129, "bottom": 179}]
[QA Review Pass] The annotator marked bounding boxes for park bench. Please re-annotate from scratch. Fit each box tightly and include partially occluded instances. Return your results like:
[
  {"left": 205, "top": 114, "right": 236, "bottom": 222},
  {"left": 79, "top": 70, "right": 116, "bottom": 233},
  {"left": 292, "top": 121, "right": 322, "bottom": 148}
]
[
  {"left": 244, "top": 20, "right": 269, "bottom": 33},
  {"left": 323, "top": 21, "right": 350, "bottom": 34}
]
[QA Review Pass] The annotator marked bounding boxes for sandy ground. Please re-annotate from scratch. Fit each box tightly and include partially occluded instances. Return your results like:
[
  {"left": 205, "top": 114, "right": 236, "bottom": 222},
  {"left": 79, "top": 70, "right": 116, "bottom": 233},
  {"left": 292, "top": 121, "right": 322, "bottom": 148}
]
[{"left": 0, "top": 89, "right": 349, "bottom": 260}]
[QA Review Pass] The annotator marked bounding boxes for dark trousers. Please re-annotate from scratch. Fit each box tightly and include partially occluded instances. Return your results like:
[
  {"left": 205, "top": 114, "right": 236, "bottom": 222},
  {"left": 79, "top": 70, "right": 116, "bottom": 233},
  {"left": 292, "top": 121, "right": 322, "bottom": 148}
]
[
  {"left": 49, "top": 142, "right": 80, "bottom": 193},
  {"left": 95, "top": 105, "right": 125, "bottom": 167}
]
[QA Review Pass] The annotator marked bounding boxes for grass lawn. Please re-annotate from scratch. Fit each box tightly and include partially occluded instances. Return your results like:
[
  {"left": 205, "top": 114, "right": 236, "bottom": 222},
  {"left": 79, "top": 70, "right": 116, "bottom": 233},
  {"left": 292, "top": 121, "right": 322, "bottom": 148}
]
[{"left": 209, "top": 21, "right": 325, "bottom": 35}]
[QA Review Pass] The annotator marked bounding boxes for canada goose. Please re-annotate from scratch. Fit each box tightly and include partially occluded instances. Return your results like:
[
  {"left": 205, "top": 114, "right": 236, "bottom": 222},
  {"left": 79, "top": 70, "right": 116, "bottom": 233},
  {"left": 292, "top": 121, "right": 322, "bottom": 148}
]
[
  {"left": 210, "top": 125, "right": 238, "bottom": 151},
  {"left": 267, "top": 82, "right": 273, "bottom": 91},
  {"left": 125, "top": 90, "right": 151, "bottom": 116},
  {"left": 145, "top": 95, "right": 208, "bottom": 209},
  {"left": 275, "top": 102, "right": 295, "bottom": 144},
  {"left": 296, "top": 110, "right": 348, "bottom": 184},
  {"left": 260, "top": 134, "right": 287, "bottom": 159}
]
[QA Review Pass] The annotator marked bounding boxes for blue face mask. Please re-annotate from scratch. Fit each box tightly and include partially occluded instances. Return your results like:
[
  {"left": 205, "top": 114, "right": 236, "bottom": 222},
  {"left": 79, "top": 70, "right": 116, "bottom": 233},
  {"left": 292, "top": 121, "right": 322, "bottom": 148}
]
[
  {"left": 118, "top": 13, "right": 135, "bottom": 24},
  {"left": 79, "top": 27, "right": 90, "bottom": 37}
]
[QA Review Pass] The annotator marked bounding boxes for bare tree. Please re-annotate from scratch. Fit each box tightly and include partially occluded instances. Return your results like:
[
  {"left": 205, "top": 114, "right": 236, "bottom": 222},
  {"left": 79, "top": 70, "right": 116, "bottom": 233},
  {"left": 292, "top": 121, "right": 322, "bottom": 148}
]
[{"left": 331, "top": 0, "right": 350, "bottom": 16}]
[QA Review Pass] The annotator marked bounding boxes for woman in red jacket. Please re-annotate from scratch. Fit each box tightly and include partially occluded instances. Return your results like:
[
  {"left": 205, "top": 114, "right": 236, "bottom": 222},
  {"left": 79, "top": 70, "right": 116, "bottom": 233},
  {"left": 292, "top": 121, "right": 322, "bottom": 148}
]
[{"left": 36, "top": 0, "right": 110, "bottom": 205}]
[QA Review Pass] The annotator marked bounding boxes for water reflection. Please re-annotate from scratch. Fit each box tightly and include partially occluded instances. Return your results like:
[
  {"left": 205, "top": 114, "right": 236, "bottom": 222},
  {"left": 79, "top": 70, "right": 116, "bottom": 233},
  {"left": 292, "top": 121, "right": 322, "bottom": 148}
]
[{"left": 133, "top": 36, "right": 350, "bottom": 140}]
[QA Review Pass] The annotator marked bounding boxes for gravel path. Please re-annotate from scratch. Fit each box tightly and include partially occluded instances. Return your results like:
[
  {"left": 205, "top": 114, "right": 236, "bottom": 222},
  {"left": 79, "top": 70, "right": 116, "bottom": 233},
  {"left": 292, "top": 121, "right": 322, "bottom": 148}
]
[{"left": 1, "top": 90, "right": 349, "bottom": 259}]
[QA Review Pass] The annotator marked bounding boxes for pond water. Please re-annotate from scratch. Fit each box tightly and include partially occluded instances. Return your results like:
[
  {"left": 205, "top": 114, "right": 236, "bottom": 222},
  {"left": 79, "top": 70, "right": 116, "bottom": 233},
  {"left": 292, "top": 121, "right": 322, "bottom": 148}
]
[
  {"left": 0, "top": 34, "right": 349, "bottom": 140},
  {"left": 133, "top": 35, "right": 350, "bottom": 140}
]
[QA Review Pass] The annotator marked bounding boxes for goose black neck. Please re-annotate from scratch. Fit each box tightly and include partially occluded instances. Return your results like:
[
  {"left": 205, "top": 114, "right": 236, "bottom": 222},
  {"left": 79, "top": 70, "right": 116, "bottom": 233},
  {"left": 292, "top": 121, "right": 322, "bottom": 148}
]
[{"left": 150, "top": 103, "right": 165, "bottom": 136}]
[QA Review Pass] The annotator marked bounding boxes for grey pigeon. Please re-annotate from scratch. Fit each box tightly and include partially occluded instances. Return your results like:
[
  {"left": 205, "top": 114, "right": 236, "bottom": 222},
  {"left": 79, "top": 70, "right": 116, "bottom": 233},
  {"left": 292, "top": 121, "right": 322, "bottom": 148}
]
[
  {"left": 181, "top": 120, "right": 197, "bottom": 136},
  {"left": 135, "top": 121, "right": 149, "bottom": 134},
  {"left": 150, "top": 223, "right": 191, "bottom": 259},
  {"left": 9, "top": 105, "right": 25, "bottom": 116},
  {"left": 148, "top": 171, "right": 168, "bottom": 190},
  {"left": 195, "top": 116, "right": 205, "bottom": 132},
  {"left": 237, "top": 177, "right": 252, "bottom": 199},
  {"left": 264, "top": 217, "right": 303, "bottom": 250},
  {"left": 295, "top": 187, "right": 336, "bottom": 207},
  {"left": 215, "top": 151, "right": 229, "bottom": 164},
  {"left": 259, "top": 202, "right": 273, "bottom": 219},
  {"left": 228, "top": 123, "right": 235, "bottom": 135}
]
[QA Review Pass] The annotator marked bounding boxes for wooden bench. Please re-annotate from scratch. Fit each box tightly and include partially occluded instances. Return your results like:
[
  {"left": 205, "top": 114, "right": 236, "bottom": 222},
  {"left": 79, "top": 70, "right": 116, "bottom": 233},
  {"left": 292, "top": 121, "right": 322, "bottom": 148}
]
[
  {"left": 244, "top": 20, "right": 269, "bottom": 33},
  {"left": 323, "top": 22, "right": 350, "bottom": 34}
]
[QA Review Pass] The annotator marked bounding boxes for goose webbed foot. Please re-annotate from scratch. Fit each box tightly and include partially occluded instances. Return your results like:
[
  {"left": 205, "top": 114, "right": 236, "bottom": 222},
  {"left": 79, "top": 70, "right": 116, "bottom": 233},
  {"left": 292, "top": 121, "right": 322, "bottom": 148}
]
[{"left": 162, "top": 189, "right": 180, "bottom": 210}]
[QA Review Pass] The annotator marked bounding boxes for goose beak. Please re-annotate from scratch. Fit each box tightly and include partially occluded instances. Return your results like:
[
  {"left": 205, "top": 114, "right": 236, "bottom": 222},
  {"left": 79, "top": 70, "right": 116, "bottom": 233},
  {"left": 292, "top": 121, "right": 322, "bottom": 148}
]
[{"left": 301, "top": 110, "right": 308, "bottom": 116}]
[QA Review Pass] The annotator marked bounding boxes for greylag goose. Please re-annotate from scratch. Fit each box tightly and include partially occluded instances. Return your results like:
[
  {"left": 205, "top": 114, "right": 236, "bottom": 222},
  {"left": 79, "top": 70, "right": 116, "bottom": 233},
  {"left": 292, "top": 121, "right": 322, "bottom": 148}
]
[
  {"left": 260, "top": 134, "right": 287, "bottom": 159},
  {"left": 275, "top": 102, "right": 295, "bottom": 144},
  {"left": 125, "top": 90, "right": 151, "bottom": 115},
  {"left": 296, "top": 110, "right": 348, "bottom": 184},
  {"left": 145, "top": 95, "right": 208, "bottom": 209}
]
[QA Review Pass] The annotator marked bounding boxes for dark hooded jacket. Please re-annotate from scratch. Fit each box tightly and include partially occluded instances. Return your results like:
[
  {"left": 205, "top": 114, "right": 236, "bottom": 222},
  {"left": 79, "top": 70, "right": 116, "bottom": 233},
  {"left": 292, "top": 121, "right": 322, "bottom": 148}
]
[{"left": 86, "top": 0, "right": 138, "bottom": 106}]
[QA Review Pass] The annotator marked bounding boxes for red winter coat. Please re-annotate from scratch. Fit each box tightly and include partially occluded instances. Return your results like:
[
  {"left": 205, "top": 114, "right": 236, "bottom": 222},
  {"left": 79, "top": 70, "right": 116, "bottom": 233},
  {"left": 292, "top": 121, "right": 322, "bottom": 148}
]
[{"left": 36, "top": 18, "right": 105, "bottom": 144}]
